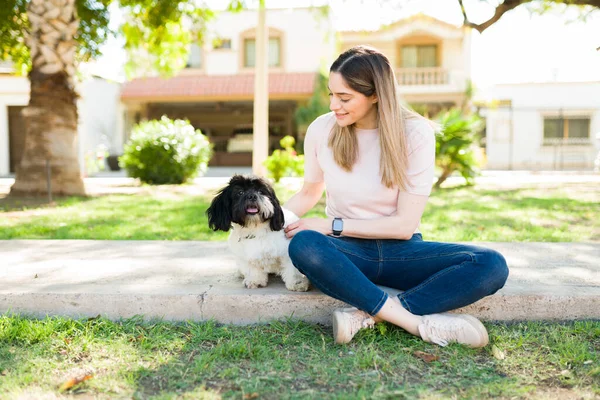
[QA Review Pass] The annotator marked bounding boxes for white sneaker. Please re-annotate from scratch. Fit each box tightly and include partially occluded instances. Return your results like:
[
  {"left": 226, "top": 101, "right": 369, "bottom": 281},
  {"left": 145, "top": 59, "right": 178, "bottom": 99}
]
[
  {"left": 418, "top": 313, "right": 489, "bottom": 348},
  {"left": 332, "top": 307, "right": 376, "bottom": 344}
]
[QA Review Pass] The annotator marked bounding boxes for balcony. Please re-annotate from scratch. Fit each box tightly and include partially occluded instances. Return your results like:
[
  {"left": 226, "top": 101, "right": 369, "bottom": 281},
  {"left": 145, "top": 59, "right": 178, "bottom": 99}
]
[{"left": 396, "top": 67, "right": 447, "bottom": 85}]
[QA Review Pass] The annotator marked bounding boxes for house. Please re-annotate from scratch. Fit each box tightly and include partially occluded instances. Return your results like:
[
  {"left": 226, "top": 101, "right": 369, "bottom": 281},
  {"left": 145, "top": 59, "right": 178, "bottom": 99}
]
[
  {"left": 339, "top": 13, "right": 472, "bottom": 115},
  {"left": 0, "top": 65, "right": 28, "bottom": 178},
  {"left": 0, "top": 64, "right": 121, "bottom": 177},
  {"left": 120, "top": 7, "right": 336, "bottom": 167},
  {"left": 119, "top": 11, "right": 472, "bottom": 167},
  {"left": 478, "top": 82, "right": 600, "bottom": 170}
]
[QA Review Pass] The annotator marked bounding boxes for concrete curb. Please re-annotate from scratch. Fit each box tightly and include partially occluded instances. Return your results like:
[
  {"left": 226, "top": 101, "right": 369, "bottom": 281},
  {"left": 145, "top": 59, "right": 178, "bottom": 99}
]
[{"left": 1, "top": 241, "right": 599, "bottom": 325}]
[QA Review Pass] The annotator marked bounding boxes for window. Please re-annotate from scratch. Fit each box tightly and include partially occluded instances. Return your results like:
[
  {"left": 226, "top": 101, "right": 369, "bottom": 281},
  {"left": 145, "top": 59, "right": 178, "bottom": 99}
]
[
  {"left": 543, "top": 116, "right": 591, "bottom": 145},
  {"left": 244, "top": 37, "right": 281, "bottom": 68},
  {"left": 213, "top": 38, "right": 232, "bottom": 50},
  {"left": 401, "top": 45, "right": 437, "bottom": 68},
  {"left": 186, "top": 43, "right": 202, "bottom": 68}
]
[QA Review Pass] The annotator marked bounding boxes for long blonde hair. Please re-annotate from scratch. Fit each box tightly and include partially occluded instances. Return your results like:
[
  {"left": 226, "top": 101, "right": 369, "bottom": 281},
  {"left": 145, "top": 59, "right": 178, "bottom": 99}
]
[{"left": 328, "top": 45, "right": 425, "bottom": 190}]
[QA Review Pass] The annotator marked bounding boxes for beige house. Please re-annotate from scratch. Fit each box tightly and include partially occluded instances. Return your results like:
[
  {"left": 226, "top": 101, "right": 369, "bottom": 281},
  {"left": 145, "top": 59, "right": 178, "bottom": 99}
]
[
  {"left": 120, "top": 12, "right": 472, "bottom": 167},
  {"left": 339, "top": 13, "right": 472, "bottom": 115},
  {"left": 120, "top": 7, "right": 336, "bottom": 167}
]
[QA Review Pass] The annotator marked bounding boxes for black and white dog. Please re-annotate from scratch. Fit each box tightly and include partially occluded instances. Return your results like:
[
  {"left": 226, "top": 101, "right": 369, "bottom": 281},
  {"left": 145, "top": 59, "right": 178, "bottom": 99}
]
[{"left": 206, "top": 174, "right": 310, "bottom": 291}]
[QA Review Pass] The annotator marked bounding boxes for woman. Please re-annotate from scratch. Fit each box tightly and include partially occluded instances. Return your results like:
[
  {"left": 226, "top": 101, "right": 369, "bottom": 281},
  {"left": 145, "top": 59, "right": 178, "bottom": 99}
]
[{"left": 283, "top": 45, "right": 508, "bottom": 348}]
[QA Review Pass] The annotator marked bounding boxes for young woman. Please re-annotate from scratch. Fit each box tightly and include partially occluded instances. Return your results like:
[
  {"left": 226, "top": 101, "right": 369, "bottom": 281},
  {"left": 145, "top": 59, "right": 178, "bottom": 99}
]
[{"left": 283, "top": 45, "right": 508, "bottom": 348}]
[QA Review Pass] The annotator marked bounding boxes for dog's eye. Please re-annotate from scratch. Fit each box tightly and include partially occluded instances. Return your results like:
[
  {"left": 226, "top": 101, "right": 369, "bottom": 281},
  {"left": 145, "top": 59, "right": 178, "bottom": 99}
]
[{"left": 237, "top": 190, "right": 243, "bottom": 196}]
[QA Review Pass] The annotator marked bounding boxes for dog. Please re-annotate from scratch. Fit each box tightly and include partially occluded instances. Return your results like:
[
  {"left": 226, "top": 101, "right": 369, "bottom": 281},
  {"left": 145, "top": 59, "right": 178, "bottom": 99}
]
[{"left": 206, "top": 174, "right": 310, "bottom": 292}]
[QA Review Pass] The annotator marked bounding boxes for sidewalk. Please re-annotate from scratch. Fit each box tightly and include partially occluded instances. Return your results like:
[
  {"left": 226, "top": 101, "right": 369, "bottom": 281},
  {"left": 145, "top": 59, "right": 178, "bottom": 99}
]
[{"left": 1, "top": 240, "right": 598, "bottom": 324}]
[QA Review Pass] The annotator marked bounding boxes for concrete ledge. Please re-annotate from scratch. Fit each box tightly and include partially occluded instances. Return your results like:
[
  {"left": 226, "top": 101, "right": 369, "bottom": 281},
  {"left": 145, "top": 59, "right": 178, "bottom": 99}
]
[{"left": 1, "top": 241, "right": 599, "bottom": 324}]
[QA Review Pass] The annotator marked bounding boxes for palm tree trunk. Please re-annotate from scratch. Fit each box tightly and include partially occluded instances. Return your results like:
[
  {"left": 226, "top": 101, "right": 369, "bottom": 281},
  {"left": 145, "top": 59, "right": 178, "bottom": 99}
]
[{"left": 10, "top": 0, "right": 85, "bottom": 196}]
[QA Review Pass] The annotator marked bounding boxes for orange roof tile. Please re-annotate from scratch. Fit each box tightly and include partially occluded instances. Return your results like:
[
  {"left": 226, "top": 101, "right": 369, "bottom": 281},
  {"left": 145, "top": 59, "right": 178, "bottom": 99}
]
[{"left": 121, "top": 72, "right": 317, "bottom": 101}]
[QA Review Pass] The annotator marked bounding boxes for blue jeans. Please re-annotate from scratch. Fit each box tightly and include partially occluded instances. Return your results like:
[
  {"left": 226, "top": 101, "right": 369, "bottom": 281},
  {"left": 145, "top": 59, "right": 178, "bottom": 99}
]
[{"left": 288, "top": 231, "right": 509, "bottom": 316}]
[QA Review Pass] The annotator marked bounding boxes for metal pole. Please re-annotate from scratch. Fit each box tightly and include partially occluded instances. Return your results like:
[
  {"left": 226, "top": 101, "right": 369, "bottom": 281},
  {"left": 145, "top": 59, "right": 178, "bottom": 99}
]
[
  {"left": 508, "top": 103, "right": 514, "bottom": 170},
  {"left": 559, "top": 108, "right": 564, "bottom": 170},
  {"left": 46, "top": 159, "right": 52, "bottom": 203}
]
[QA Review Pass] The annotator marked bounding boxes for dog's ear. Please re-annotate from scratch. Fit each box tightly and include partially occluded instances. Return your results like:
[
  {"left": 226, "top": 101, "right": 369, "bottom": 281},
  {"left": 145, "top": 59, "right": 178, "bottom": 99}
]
[
  {"left": 270, "top": 201, "right": 285, "bottom": 231},
  {"left": 264, "top": 183, "right": 285, "bottom": 231},
  {"left": 206, "top": 185, "right": 233, "bottom": 231}
]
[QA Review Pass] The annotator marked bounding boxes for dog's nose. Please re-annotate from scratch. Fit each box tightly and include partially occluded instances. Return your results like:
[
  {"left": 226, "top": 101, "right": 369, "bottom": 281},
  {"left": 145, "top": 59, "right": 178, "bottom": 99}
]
[{"left": 246, "top": 193, "right": 258, "bottom": 201}]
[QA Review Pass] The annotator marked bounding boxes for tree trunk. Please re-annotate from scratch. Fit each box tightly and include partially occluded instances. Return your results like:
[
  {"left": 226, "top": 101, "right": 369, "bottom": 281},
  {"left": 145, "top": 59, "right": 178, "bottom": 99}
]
[
  {"left": 10, "top": 0, "right": 85, "bottom": 196},
  {"left": 434, "top": 167, "right": 453, "bottom": 189}
]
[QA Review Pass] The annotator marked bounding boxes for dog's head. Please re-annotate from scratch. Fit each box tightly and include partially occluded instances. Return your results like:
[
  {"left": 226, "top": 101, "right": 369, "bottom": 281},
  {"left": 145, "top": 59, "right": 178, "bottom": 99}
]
[{"left": 206, "top": 174, "right": 285, "bottom": 232}]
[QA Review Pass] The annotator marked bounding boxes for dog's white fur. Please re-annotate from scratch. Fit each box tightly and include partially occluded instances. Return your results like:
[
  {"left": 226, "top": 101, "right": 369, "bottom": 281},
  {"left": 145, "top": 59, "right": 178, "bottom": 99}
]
[{"left": 228, "top": 208, "right": 309, "bottom": 291}]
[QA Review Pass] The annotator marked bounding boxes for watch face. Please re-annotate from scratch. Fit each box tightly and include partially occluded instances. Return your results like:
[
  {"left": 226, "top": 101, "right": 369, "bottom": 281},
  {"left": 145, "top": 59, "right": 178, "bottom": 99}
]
[{"left": 333, "top": 218, "right": 343, "bottom": 232}]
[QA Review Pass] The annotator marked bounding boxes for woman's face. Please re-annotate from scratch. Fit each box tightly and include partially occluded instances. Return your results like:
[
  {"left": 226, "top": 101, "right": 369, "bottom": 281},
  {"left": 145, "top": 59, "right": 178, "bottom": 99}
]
[{"left": 328, "top": 71, "right": 378, "bottom": 129}]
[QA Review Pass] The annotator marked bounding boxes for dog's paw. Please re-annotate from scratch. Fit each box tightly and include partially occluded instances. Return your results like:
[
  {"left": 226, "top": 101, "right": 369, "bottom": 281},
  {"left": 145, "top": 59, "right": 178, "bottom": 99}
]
[
  {"left": 244, "top": 278, "right": 267, "bottom": 289},
  {"left": 285, "top": 277, "right": 310, "bottom": 292}
]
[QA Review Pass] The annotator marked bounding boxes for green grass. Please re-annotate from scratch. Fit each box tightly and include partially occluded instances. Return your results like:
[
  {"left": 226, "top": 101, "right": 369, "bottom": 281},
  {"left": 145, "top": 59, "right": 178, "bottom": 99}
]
[
  {"left": 0, "top": 182, "right": 598, "bottom": 242},
  {"left": 0, "top": 315, "right": 598, "bottom": 399}
]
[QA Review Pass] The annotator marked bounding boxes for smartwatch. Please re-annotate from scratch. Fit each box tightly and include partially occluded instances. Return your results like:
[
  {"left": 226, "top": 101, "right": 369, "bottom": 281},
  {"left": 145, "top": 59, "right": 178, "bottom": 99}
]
[{"left": 332, "top": 217, "right": 343, "bottom": 237}]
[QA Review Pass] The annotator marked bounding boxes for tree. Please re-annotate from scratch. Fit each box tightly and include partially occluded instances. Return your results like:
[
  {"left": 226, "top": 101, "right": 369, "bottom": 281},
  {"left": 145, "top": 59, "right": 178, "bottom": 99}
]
[
  {"left": 457, "top": 0, "right": 600, "bottom": 33},
  {"left": 0, "top": 0, "right": 227, "bottom": 196},
  {"left": 434, "top": 108, "right": 484, "bottom": 188}
]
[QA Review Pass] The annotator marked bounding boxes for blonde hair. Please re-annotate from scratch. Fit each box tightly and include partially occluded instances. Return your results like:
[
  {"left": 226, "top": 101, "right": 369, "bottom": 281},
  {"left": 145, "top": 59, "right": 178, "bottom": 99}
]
[{"left": 328, "top": 45, "right": 425, "bottom": 190}]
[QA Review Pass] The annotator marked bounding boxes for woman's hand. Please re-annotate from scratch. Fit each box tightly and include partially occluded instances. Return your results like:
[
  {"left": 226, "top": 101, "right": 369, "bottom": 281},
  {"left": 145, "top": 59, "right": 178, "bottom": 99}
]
[{"left": 284, "top": 218, "right": 332, "bottom": 239}]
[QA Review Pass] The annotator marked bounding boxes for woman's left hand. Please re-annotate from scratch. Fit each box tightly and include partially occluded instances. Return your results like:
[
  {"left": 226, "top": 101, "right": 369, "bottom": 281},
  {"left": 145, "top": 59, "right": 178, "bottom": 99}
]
[{"left": 284, "top": 218, "right": 332, "bottom": 239}]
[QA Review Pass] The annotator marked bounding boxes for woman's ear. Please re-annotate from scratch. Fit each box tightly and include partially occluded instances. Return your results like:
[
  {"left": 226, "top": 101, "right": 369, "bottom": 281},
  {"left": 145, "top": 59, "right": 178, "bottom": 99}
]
[{"left": 206, "top": 185, "right": 233, "bottom": 231}]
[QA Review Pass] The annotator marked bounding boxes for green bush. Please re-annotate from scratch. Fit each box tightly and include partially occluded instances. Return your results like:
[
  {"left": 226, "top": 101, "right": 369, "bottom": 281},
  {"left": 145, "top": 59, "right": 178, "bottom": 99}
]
[
  {"left": 120, "top": 116, "right": 213, "bottom": 184},
  {"left": 264, "top": 136, "right": 304, "bottom": 182},
  {"left": 434, "top": 108, "right": 484, "bottom": 188}
]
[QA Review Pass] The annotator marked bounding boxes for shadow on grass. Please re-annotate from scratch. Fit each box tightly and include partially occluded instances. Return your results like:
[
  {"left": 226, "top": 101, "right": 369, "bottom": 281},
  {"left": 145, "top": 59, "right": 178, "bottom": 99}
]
[
  {"left": 127, "top": 319, "right": 532, "bottom": 399},
  {"left": 1, "top": 314, "right": 598, "bottom": 398},
  {"left": 0, "top": 193, "right": 93, "bottom": 212}
]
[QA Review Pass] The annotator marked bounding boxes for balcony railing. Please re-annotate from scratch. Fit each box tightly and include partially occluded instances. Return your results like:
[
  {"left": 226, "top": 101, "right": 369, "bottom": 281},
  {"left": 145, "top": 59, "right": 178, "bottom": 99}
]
[{"left": 396, "top": 67, "right": 447, "bottom": 85}]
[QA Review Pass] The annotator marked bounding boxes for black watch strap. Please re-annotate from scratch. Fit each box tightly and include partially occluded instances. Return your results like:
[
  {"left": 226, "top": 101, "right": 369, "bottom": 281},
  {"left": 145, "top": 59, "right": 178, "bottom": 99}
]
[{"left": 332, "top": 217, "right": 343, "bottom": 237}]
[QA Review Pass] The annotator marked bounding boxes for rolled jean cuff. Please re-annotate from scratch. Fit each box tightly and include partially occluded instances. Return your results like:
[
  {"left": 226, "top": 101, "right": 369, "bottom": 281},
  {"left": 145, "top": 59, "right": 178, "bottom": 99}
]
[
  {"left": 396, "top": 294, "right": 412, "bottom": 313},
  {"left": 369, "top": 291, "right": 389, "bottom": 316}
]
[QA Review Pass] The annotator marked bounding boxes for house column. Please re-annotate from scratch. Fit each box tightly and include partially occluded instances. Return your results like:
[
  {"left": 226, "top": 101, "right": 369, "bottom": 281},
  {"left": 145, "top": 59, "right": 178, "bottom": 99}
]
[
  {"left": 252, "top": 3, "right": 268, "bottom": 176},
  {"left": 0, "top": 105, "right": 10, "bottom": 176}
]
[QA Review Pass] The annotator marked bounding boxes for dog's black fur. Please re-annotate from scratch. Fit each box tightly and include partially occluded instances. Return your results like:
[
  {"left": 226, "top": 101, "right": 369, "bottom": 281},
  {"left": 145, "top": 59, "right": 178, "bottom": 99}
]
[{"left": 206, "top": 175, "right": 285, "bottom": 232}]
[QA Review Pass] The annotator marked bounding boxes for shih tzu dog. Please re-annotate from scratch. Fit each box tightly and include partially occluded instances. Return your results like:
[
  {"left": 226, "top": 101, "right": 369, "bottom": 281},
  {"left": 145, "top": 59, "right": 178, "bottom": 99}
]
[{"left": 206, "top": 174, "right": 310, "bottom": 292}]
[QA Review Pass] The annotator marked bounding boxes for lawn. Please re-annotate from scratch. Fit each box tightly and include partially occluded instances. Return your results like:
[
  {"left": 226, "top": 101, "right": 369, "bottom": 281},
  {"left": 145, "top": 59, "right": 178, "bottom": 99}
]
[
  {"left": 0, "top": 181, "right": 598, "bottom": 242},
  {"left": 0, "top": 315, "right": 598, "bottom": 399},
  {"left": 1, "top": 180, "right": 598, "bottom": 398}
]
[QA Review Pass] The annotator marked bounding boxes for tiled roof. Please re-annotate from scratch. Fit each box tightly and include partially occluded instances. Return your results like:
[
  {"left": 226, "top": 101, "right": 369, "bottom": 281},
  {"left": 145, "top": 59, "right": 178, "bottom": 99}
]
[{"left": 121, "top": 72, "right": 317, "bottom": 100}]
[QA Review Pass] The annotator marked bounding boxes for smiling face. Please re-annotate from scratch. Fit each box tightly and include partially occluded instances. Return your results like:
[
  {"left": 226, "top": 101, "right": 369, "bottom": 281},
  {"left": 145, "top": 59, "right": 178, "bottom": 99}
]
[{"left": 328, "top": 71, "right": 378, "bottom": 130}]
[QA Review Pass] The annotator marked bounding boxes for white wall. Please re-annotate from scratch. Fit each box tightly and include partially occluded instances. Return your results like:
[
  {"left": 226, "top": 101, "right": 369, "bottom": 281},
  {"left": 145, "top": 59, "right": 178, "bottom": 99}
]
[
  {"left": 204, "top": 8, "right": 336, "bottom": 75},
  {"left": 0, "top": 75, "right": 121, "bottom": 177},
  {"left": 77, "top": 77, "right": 122, "bottom": 176},
  {"left": 480, "top": 82, "right": 600, "bottom": 170},
  {"left": 0, "top": 76, "right": 29, "bottom": 176}
]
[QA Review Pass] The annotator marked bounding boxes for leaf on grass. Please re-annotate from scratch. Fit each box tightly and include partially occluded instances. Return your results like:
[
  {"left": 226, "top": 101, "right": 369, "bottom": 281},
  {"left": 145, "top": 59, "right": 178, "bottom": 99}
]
[
  {"left": 560, "top": 369, "right": 573, "bottom": 379},
  {"left": 243, "top": 393, "right": 259, "bottom": 399},
  {"left": 0, "top": 370, "right": 7, "bottom": 376},
  {"left": 58, "top": 374, "right": 93, "bottom": 392},
  {"left": 491, "top": 345, "right": 506, "bottom": 360},
  {"left": 413, "top": 351, "right": 439, "bottom": 363}
]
